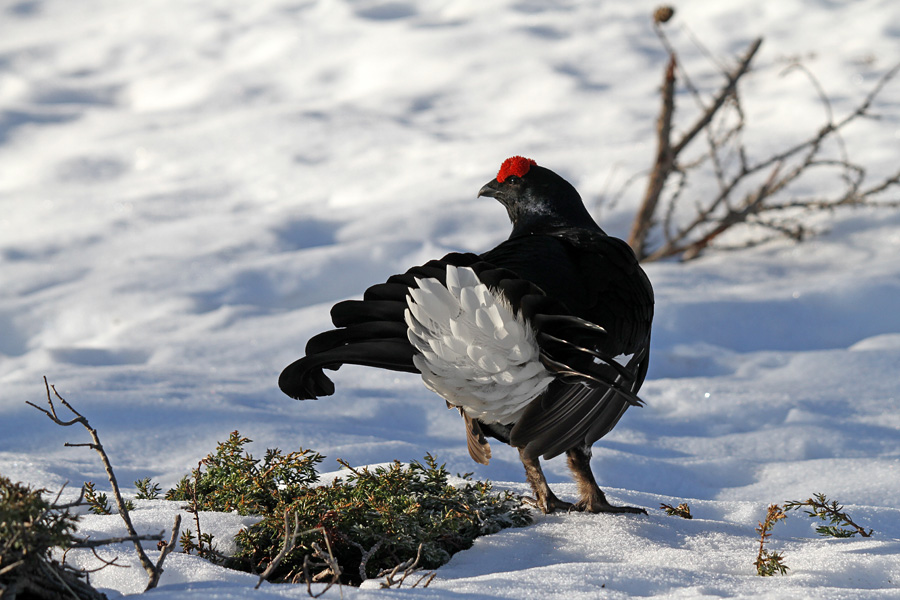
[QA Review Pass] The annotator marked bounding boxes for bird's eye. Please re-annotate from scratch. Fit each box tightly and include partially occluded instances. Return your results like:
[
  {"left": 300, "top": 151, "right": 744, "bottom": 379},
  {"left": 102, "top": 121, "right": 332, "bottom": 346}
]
[{"left": 504, "top": 175, "right": 520, "bottom": 184}]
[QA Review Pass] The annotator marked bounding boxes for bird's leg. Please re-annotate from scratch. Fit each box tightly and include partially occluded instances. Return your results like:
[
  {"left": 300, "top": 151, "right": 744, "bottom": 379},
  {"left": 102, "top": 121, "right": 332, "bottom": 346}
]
[
  {"left": 518, "top": 448, "right": 573, "bottom": 514},
  {"left": 566, "top": 445, "right": 647, "bottom": 515}
]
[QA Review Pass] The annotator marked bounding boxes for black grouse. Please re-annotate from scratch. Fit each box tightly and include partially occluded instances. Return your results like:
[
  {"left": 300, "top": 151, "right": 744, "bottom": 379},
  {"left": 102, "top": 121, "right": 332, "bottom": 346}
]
[{"left": 279, "top": 156, "right": 654, "bottom": 514}]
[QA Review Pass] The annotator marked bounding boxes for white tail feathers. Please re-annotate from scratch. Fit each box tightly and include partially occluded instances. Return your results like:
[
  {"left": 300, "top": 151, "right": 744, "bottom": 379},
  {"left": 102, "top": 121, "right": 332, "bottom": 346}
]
[{"left": 405, "top": 265, "right": 553, "bottom": 424}]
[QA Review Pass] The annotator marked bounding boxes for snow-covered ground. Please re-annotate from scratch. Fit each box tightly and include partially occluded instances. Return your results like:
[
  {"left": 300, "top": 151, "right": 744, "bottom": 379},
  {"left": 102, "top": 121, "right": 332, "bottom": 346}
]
[{"left": 2, "top": 0, "right": 900, "bottom": 598}]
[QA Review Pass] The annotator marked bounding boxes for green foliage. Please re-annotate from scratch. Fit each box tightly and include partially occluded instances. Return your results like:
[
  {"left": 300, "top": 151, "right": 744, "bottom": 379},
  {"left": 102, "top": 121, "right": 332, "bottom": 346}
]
[
  {"left": 784, "top": 493, "right": 873, "bottom": 538},
  {"left": 84, "top": 480, "right": 134, "bottom": 514},
  {"left": 756, "top": 548, "right": 789, "bottom": 577},
  {"left": 179, "top": 528, "right": 198, "bottom": 553},
  {"left": 135, "top": 477, "right": 162, "bottom": 500},
  {"left": 755, "top": 504, "right": 789, "bottom": 576},
  {"left": 246, "top": 455, "right": 532, "bottom": 584},
  {"left": 165, "top": 431, "right": 322, "bottom": 515},
  {"left": 0, "top": 475, "right": 80, "bottom": 579},
  {"left": 83, "top": 481, "right": 112, "bottom": 515},
  {"left": 178, "top": 527, "right": 218, "bottom": 559},
  {"left": 753, "top": 493, "right": 874, "bottom": 576},
  {"left": 166, "top": 432, "right": 532, "bottom": 584}
]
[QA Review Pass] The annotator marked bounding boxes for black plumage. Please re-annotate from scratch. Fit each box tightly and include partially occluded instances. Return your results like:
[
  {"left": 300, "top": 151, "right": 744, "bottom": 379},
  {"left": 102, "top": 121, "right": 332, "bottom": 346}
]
[{"left": 279, "top": 157, "right": 654, "bottom": 514}]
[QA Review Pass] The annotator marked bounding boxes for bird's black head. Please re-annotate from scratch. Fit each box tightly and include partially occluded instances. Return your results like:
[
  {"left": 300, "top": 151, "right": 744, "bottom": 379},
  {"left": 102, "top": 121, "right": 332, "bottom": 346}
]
[{"left": 478, "top": 156, "right": 601, "bottom": 237}]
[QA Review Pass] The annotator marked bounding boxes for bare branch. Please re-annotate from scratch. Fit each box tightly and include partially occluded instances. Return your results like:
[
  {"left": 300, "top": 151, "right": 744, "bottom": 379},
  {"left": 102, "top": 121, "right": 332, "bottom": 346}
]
[
  {"left": 0, "top": 560, "right": 25, "bottom": 578},
  {"left": 629, "top": 33, "right": 764, "bottom": 258},
  {"left": 630, "top": 34, "right": 900, "bottom": 262},
  {"left": 146, "top": 514, "right": 182, "bottom": 591},
  {"left": 85, "top": 547, "right": 129, "bottom": 571},
  {"left": 374, "top": 542, "right": 434, "bottom": 589},
  {"left": 346, "top": 538, "right": 384, "bottom": 584},
  {"left": 28, "top": 378, "right": 180, "bottom": 591},
  {"left": 71, "top": 533, "right": 163, "bottom": 549},
  {"left": 861, "top": 166, "right": 900, "bottom": 199},
  {"left": 50, "top": 485, "right": 86, "bottom": 511},
  {"left": 255, "top": 510, "right": 301, "bottom": 589},
  {"left": 850, "top": 61, "right": 900, "bottom": 118},
  {"left": 187, "top": 463, "right": 206, "bottom": 557},
  {"left": 628, "top": 53, "right": 677, "bottom": 256},
  {"left": 677, "top": 162, "right": 783, "bottom": 261},
  {"left": 254, "top": 519, "right": 344, "bottom": 599},
  {"left": 304, "top": 531, "right": 343, "bottom": 598},
  {"left": 672, "top": 38, "right": 763, "bottom": 157},
  {"left": 25, "top": 378, "right": 84, "bottom": 427}
]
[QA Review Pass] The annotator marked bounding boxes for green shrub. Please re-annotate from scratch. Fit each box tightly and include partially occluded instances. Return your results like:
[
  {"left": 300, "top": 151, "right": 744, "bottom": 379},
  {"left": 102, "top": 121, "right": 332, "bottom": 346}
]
[
  {"left": 784, "top": 493, "right": 873, "bottom": 538},
  {"left": 0, "top": 475, "right": 100, "bottom": 598},
  {"left": 165, "top": 432, "right": 532, "bottom": 584},
  {"left": 0, "top": 475, "right": 80, "bottom": 570}
]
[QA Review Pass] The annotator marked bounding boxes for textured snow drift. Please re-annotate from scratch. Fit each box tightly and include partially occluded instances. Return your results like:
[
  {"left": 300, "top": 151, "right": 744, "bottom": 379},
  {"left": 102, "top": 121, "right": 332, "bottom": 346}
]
[{"left": 1, "top": 0, "right": 899, "bottom": 598}]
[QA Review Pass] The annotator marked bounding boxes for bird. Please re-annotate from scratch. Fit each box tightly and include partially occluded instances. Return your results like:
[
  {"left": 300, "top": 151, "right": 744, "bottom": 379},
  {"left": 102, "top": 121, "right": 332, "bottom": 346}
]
[{"left": 279, "top": 156, "right": 654, "bottom": 514}]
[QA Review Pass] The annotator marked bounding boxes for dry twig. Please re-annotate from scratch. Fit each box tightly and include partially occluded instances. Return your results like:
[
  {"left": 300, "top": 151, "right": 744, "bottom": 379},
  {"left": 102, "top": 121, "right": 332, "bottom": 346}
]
[
  {"left": 303, "top": 532, "right": 343, "bottom": 598},
  {"left": 255, "top": 510, "right": 301, "bottom": 589},
  {"left": 71, "top": 534, "right": 163, "bottom": 549},
  {"left": 27, "top": 377, "right": 182, "bottom": 592},
  {"left": 375, "top": 543, "right": 435, "bottom": 589},
  {"left": 254, "top": 518, "right": 343, "bottom": 599},
  {"left": 622, "top": 7, "right": 900, "bottom": 261},
  {"left": 346, "top": 538, "right": 384, "bottom": 583}
]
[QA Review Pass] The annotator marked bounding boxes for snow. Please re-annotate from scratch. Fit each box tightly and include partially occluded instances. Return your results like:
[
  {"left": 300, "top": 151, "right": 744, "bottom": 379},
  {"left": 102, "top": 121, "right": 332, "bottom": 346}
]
[{"left": 2, "top": 0, "right": 900, "bottom": 598}]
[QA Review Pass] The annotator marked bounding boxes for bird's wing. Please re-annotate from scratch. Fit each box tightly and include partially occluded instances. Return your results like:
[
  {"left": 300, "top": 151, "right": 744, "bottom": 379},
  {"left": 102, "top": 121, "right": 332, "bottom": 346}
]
[
  {"left": 494, "top": 230, "right": 652, "bottom": 348},
  {"left": 480, "top": 229, "right": 654, "bottom": 457},
  {"left": 558, "top": 229, "right": 654, "bottom": 357},
  {"left": 510, "top": 347, "right": 648, "bottom": 460},
  {"left": 482, "top": 229, "right": 652, "bottom": 365},
  {"left": 278, "top": 252, "right": 481, "bottom": 400},
  {"left": 281, "top": 230, "right": 654, "bottom": 461}
]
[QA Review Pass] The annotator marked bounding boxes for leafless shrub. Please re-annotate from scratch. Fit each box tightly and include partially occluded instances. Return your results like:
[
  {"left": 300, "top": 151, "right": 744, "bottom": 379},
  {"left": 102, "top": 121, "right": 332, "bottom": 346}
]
[
  {"left": 27, "top": 377, "right": 181, "bottom": 592},
  {"left": 254, "top": 514, "right": 343, "bottom": 599},
  {"left": 620, "top": 6, "right": 900, "bottom": 262}
]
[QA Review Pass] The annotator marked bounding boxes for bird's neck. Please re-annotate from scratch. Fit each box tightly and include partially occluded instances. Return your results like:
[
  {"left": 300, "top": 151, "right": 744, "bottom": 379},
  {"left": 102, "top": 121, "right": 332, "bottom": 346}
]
[{"left": 509, "top": 213, "right": 603, "bottom": 238}]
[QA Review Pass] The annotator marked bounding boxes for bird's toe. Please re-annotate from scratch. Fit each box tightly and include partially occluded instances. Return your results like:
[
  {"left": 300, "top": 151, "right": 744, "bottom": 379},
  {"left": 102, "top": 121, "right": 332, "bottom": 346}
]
[{"left": 574, "top": 498, "right": 647, "bottom": 515}]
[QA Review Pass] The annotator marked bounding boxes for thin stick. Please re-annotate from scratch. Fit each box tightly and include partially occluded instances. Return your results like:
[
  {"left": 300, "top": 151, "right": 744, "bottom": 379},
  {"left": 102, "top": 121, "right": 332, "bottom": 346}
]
[
  {"left": 0, "top": 560, "right": 25, "bottom": 577},
  {"left": 629, "top": 34, "right": 763, "bottom": 258},
  {"left": 628, "top": 53, "right": 676, "bottom": 257},
  {"left": 28, "top": 377, "right": 179, "bottom": 591},
  {"left": 86, "top": 547, "right": 128, "bottom": 570},
  {"left": 146, "top": 515, "right": 182, "bottom": 591},
  {"left": 671, "top": 38, "right": 763, "bottom": 157},
  {"left": 255, "top": 510, "right": 301, "bottom": 589},
  {"left": 639, "top": 58, "right": 900, "bottom": 262},
  {"left": 71, "top": 533, "right": 163, "bottom": 548}
]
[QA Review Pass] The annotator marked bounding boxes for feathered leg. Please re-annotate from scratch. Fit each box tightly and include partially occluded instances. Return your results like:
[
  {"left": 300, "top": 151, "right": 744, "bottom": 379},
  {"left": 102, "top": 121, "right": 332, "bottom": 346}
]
[
  {"left": 566, "top": 444, "right": 646, "bottom": 514},
  {"left": 518, "top": 448, "right": 573, "bottom": 514}
]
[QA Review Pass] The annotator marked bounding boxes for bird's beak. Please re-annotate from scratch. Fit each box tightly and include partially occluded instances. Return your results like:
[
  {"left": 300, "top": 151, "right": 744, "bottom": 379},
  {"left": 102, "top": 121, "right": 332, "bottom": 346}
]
[{"left": 478, "top": 179, "right": 501, "bottom": 199}]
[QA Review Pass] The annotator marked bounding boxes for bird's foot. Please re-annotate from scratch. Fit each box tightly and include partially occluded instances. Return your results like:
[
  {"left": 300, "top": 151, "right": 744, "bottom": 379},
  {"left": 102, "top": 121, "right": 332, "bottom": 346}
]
[
  {"left": 523, "top": 494, "right": 575, "bottom": 514},
  {"left": 573, "top": 497, "right": 647, "bottom": 515}
]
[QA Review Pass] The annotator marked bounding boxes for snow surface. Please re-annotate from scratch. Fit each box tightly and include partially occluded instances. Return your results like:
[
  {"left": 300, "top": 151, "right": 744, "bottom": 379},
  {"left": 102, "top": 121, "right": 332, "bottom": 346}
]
[{"left": 2, "top": 0, "right": 900, "bottom": 598}]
